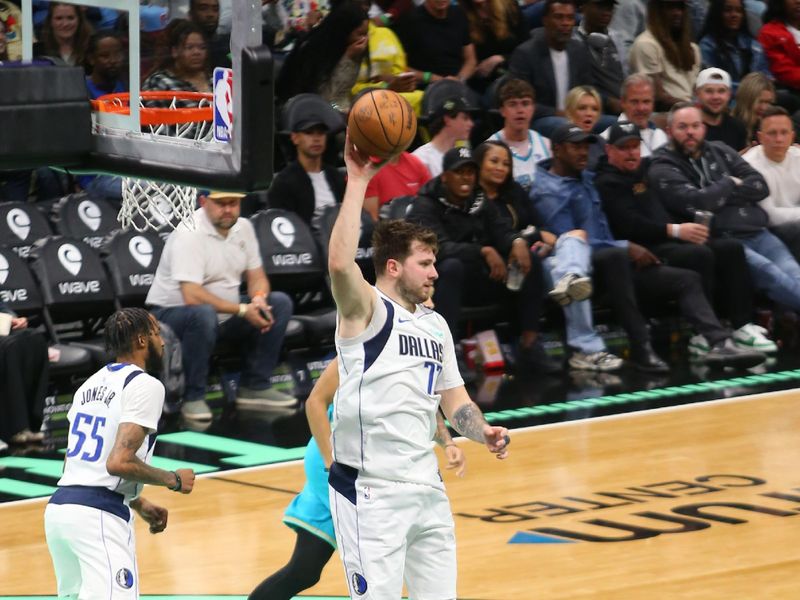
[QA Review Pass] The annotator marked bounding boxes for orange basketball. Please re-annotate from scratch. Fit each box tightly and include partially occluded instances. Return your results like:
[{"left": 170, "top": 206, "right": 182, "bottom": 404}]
[{"left": 348, "top": 89, "right": 417, "bottom": 159}]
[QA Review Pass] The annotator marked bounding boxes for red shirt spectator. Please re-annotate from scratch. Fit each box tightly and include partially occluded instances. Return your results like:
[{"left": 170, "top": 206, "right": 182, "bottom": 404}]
[{"left": 364, "top": 152, "right": 431, "bottom": 219}]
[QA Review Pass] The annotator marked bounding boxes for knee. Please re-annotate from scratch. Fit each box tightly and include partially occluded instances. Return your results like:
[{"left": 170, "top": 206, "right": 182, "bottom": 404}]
[
  {"left": 564, "top": 229, "right": 588, "bottom": 242},
  {"left": 186, "top": 304, "right": 218, "bottom": 338},
  {"left": 267, "top": 291, "right": 294, "bottom": 323}
]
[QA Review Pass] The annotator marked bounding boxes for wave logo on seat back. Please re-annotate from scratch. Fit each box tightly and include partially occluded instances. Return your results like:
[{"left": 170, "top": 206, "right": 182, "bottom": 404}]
[
  {"left": 6, "top": 208, "right": 30, "bottom": 240},
  {"left": 0, "top": 253, "right": 8, "bottom": 285},
  {"left": 57, "top": 243, "right": 83, "bottom": 276},
  {"left": 129, "top": 236, "right": 154, "bottom": 268},
  {"left": 271, "top": 217, "right": 295, "bottom": 248},
  {"left": 77, "top": 200, "right": 102, "bottom": 232}
]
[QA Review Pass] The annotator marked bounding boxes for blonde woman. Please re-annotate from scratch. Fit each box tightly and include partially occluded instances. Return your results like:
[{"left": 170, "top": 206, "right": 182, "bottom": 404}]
[
  {"left": 565, "top": 85, "right": 606, "bottom": 170},
  {"left": 733, "top": 72, "right": 776, "bottom": 145}
]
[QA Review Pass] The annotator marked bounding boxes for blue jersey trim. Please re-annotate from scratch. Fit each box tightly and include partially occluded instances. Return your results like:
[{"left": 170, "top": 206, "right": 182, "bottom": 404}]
[
  {"left": 329, "top": 461, "right": 358, "bottom": 505},
  {"left": 123, "top": 369, "right": 145, "bottom": 389},
  {"left": 106, "top": 363, "right": 129, "bottom": 372},
  {"left": 49, "top": 485, "right": 130, "bottom": 521},
  {"left": 362, "top": 298, "right": 394, "bottom": 373}
]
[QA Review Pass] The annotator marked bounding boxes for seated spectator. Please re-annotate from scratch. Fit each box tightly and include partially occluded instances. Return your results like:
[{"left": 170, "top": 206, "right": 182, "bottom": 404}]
[
  {"left": 694, "top": 68, "right": 749, "bottom": 151},
  {"left": 758, "top": 0, "right": 800, "bottom": 108},
  {"left": 276, "top": 1, "right": 368, "bottom": 111},
  {"left": 595, "top": 122, "right": 772, "bottom": 361},
  {"left": 487, "top": 78, "right": 552, "bottom": 191},
  {"left": 531, "top": 123, "right": 668, "bottom": 372},
  {"left": 629, "top": 0, "right": 701, "bottom": 110},
  {"left": 609, "top": 0, "right": 647, "bottom": 66},
  {"left": 508, "top": 0, "right": 593, "bottom": 136},
  {"left": 393, "top": 0, "right": 477, "bottom": 89},
  {"left": 699, "top": 0, "right": 769, "bottom": 92},
  {"left": 413, "top": 96, "right": 476, "bottom": 177},
  {"left": 733, "top": 72, "right": 776, "bottom": 144},
  {"left": 84, "top": 30, "right": 125, "bottom": 98},
  {"left": 268, "top": 107, "right": 346, "bottom": 226},
  {"left": 364, "top": 152, "right": 431, "bottom": 220},
  {"left": 565, "top": 85, "right": 607, "bottom": 169},
  {"left": 188, "top": 0, "right": 231, "bottom": 69},
  {"left": 34, "top": 2, "right": 93, "bottom": 66},
  {"left": 146, "top": 191, "right": 297, "bottom": 420},
  {"left": 743, "top": 106, "right": 800, "bottom": 261},
  {"left": 406, "top": 147, "right": 555, "bottom": 372},
  {"left": 459, "top": 0, "right": 529, "bottom": 93},
  {"left": 576, "top": 0, "right": 626, "bottom": 115},
  {"left": 351, "top": 20, "right": 424, "bottom": 115},
  {"left": 0, "top": 302, "right": 48, "bottom": 448},
  {"left": 473, "top": 140, "right": 562, "bottom": 371},
  {"left": 143, "top": 20, "right": 211, "bottom": 94},
  {"left": 600, "top": 73, "right": 669, "bottom": 156},
  {"left": 650, "top": 103, "right": 800, "bottom": 316}
]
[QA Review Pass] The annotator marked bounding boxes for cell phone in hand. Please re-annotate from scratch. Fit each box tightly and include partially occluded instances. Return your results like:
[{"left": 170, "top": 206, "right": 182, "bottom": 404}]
[{"left": 258, "top": 307, "right": 273, "bottom": 323}]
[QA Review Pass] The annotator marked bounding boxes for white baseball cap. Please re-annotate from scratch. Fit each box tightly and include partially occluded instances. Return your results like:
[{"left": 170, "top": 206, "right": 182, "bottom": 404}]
[{"left": 695, "top": 68, "right": 732, "bottom": 90}]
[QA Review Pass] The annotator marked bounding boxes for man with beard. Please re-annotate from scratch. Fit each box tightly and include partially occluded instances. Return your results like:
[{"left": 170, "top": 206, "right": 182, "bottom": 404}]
[
  {"left": 595, "top": 122, "right": 770, "bottom": 363},
  {"left": 188, "top": 0, "right": 231, "bottom": 69},
  {"left": 407, "top": 146, "right": 556, "bottom": 372},
  {"left": 650, "top": 103, "right": 800, "bottom": 329},
  {"left": 327, "top": 135, "right": 510, "bottom": 599},
  {"left": 694, "top": 67, "right": 748, "bottom": 151},
  {"left": 629, "top": 0, "right": 701, "bottom": 110},
  {"left": 146, "top": 191, "right": 297, "bottom": 419},
  {"left": 45, "top": 309, "right": 196, "bottom": 600}
]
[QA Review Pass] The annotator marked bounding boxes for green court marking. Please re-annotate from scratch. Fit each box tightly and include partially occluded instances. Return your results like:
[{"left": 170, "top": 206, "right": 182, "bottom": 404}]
[
  {"left": 0, "top": 478, "right": 57, "bottom": 498},
  {"left": 0, "top": 458, "right": 66, "bottom": 479},
  {"left": 157, "top": 432, "right": 305, "bottom": 467}
]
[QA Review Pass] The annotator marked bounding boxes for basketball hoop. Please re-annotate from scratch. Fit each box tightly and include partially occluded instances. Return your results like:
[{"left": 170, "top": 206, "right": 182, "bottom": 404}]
[{"left": 93, "top": 91, "right": 215, "bottom": 232}]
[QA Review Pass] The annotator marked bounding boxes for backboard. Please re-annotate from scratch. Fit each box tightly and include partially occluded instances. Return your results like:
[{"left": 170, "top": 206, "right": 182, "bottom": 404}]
[{"left": 14, "top": 0, "right": 273, "bottom": 191}]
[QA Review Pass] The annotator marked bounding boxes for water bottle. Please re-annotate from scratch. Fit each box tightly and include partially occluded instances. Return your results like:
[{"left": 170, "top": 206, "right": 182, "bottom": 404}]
[{"left": 507, "top": 263, "right": 524, "bottom": 291}]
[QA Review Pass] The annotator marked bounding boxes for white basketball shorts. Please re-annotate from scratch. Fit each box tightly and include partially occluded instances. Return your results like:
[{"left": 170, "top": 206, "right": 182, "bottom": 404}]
[
  {"left": 329, "top": 462, "right": 457, "bottom": 600},
  {"left": 45, "top": 502, "right": 138, "bottom": 599}
]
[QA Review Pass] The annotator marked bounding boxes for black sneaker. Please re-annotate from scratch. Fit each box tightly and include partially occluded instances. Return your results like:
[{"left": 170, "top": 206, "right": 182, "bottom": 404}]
[
  {"left": 629, "top": 343, "right": 669, "bottom": 373},
  {"left": 705, "top": 338, "right": 766, "bottom": 369},
  {"left": 517, "top": 341, "right": 562, "bottom": 375}
]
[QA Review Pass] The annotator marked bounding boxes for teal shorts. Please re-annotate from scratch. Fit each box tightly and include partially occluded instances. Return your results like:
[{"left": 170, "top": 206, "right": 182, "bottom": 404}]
[{"left": 283, "top": 438, "right": 335, "bottom": 548}]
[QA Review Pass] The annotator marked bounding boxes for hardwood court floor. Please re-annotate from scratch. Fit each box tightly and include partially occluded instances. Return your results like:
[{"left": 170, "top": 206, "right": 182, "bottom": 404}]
[{"left": 3, "top": 389, "right": 800, "bottom": 599}]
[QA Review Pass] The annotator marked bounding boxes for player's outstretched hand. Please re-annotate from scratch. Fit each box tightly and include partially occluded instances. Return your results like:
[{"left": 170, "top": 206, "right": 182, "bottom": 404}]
[
  {"left": 133, "top": 497, "right": 169, "bottom": 534},
  {"left": 483, "top": 425, "right": 510, "bottom": 460},
  {"left": 445, "top": 444, "right": 466, "bottom": 477},
  {"left": 344, "top": 131, "right": 390, "bottom": 182},
  {"left": 175, "top": 468, "right": 196, "bottom": 494}
]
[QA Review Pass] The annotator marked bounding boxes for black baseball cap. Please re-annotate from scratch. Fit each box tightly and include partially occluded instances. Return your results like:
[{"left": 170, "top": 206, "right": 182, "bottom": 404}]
[
  {"left": 551, "top": 124, "right": 598, "bottom": 145},
  {"left": 434, "top": 95, "right": 478, "bottom": 119},
  {"left": 442, "top": 146, "right": 478, "bottom": 172},
  {"left": 607, "top": 121, "right": 641, "bottom": 146}
]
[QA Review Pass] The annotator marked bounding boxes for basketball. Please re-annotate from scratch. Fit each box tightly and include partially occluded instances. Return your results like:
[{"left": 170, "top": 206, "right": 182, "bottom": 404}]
[{"left": 348, "top": 90, "right": 417, "bottom": 159}]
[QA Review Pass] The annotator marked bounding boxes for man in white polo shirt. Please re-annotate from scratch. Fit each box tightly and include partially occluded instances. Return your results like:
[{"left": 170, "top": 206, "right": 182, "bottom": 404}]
[{"left": 146, "top": 191, "right": 297, "bottom": 419}]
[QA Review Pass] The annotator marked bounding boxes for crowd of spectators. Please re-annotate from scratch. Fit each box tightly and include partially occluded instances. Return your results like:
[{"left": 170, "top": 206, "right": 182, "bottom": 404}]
[{"left": 8, "top": 0, "right": 800, "bottom": 436}]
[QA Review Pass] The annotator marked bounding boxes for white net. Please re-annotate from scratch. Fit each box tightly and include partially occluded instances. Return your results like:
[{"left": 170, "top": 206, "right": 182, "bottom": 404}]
[{"left": 120, "top": 179, "right": 197, "bottom": 232}]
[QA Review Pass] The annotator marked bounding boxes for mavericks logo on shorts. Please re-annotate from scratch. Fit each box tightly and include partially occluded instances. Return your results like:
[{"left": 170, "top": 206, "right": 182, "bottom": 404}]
[
  {"left": 115, "top": 568, "right": 134, "bottom": 589},
  {"left": 351, "top": 572, "right": 368, "bottom": 595}
]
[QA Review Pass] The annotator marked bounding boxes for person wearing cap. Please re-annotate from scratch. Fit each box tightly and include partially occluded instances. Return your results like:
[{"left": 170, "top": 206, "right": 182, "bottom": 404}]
[
  {"left": 531, "top": 122, "right": 669, "bottom": 372},
  {"left": 267, "top": 104, "right": 346, "bottom": 226},
  {"left": 407, "top": 146, "right": 557, "bottom": 373},
  {"left": 412, "top": 95, "right": 476, "bottom": 177},
  {"left": 508, "top": 0, "right": 593, "bottom": 137},
  {"left": 146, "top": 190, "right": 297, "bottom": 419},
  {"left": 600, "top": 73, "right": 668, "bottom": 157},
  {"left": 650, "top": 102, "right": 800, "bottom": 333},
  {"left": 694, "top": 67, "right": 748, "bottom": 151},
  {"left": 575, "top": 0, "right": 626, "bottom": 116},
  {"left": 629, "top": 0, "right": 701, "bottom": 110},
  {"left": 595, "top": 122, "right": 771, "bottom": 363}
]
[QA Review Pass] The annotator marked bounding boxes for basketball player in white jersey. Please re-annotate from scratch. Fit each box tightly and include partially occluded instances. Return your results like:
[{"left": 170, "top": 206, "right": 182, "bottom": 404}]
[
  {"left": 45, "top": 308, "right": 196, "bottom": 599},
  {"left": 327, "top": 135, "right": 511, "bottom": 600}
]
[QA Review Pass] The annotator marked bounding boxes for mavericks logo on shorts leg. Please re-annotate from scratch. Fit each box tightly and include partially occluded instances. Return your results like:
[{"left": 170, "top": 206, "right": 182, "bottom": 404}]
[
  {"left": 351, "top": 572, "right": 368, "bottom": 595},
  {"left": 116, "top": 568, "right": 134, "bottom": 589}
]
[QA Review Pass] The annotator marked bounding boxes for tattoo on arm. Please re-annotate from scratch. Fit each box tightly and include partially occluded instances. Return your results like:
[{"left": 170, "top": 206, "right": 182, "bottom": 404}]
[
  {"left": 107, "top": 424, "right": 175, "bottom": 488},
  {"left": 433, "top": 409, "right": 454, "bottom": 448},
  {"left": 451, "top": 402, "right": 487, "bottom": 443}
]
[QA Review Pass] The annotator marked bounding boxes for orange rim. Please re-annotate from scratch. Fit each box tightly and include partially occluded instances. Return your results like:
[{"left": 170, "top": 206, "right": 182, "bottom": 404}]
[{"left": 92, "top": 91, "right": 213, "bottom": 126}]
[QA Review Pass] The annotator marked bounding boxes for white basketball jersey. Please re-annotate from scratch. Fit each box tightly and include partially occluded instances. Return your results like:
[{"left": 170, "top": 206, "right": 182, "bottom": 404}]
[
  {"left": 332, "top": 287, "right": 463, "bottom": 488},
  {"left": 58, "top": 363, "right": 165, "bottom": 501}
]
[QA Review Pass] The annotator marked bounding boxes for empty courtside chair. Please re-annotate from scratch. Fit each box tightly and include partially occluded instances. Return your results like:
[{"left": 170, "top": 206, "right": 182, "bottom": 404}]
[
  {"left": 0, "top": 202, "right": 53, "bottom": 258},
  {"left": 314, "top": 204, "right": 376, "bottom": 284},
  {"left": 101, "top": 230, "right": 164, "bottom": 309},
  {"left": 0, "top": 246, "right": 92, "bottom": 377},
  {"left": 378, "top": 195, "right": 415, "bottom": 221},
  {"left": 50, "top": 193, "right": 120, "bottom": 250}
]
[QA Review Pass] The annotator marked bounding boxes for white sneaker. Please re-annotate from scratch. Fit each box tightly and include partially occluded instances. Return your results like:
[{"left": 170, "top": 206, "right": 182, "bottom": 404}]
[
  {"left": 568, "top": 351, "right": 623, "bottom": 372},
  {"left": 688, "top": 334, "right": 711, "bottom": 358},
  {"left": 733, "top": 323, "right": 778, "bottom": 353},
  {"left": 181, "top": 399, "right": 213, "bottom": 420},
  {"left": 549, "top": 273, "right": 593, "bottom": 306}
]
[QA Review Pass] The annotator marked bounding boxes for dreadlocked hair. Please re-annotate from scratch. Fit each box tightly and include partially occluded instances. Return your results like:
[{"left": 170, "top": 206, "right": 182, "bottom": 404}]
[{"left": 104, "top": 308, "right": 153, "bottom": 356}]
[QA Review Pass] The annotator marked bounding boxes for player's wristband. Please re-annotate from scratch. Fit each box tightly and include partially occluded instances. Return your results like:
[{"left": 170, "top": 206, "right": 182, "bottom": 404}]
[
  {"left": 238, "top": 303, "right": 247, "bottom": 318},
  {"left": 169, "top": 471, "right": 182, "bottom": 492}
]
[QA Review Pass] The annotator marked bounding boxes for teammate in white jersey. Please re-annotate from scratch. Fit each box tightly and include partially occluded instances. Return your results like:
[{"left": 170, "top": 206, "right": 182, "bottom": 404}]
[
  {"left": 45, "top": 308, "right": 196, "bottom": 599},
  {"left": 326, "top": 135, "right": 510, "bottom": 600}
]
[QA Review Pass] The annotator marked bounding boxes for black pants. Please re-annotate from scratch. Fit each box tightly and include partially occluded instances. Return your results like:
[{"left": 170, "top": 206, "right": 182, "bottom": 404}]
[
  {"left": 652, "top": 238, "right": 754, "bottom": 329},
  {"left": 0, "top": 329, "right": 49, "bottom": 440},
  {"left": 433, "top": 251, "right": 545, "bottom": 336}
]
